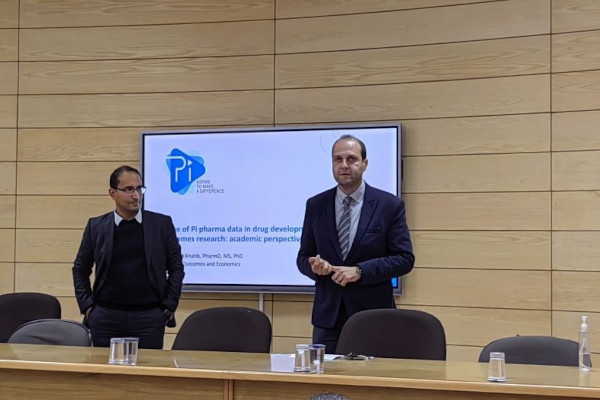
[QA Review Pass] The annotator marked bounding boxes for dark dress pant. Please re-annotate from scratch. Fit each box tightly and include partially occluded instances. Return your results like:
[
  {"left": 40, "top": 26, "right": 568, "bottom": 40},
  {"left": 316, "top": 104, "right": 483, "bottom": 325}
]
[
  {"left": 312, "top": 302, "right": 349, "bottom": 354},
  {"left": 87, "top": 305, "right": 165, "bottom": 349}
]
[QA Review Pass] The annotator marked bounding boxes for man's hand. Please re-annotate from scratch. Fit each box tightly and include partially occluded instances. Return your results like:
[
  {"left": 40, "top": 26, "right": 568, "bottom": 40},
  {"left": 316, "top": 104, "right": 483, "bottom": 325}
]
[
  {"left": 331, "top": 266, "right": 361, "bottom": 287},
  {"left": 308, "top": 254, "right": 333, "bottom": 276},
  {"left": 163, "top": 308, "right": 176, "bottom": 328}
]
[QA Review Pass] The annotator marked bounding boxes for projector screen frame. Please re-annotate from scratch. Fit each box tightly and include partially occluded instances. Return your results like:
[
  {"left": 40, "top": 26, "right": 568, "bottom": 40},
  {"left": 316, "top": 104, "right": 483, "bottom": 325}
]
[{"left": 141, "top": 123, "right": 404, "bottom": 294}]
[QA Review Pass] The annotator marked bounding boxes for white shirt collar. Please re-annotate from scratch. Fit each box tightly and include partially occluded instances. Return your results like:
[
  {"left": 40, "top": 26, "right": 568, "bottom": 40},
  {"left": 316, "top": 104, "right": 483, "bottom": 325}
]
[
  {"left": 114, "top": 210, "right": 142, "bottom": 226},
  {"left": 336, "top": 180, "right": 366, "bottom": 205}
]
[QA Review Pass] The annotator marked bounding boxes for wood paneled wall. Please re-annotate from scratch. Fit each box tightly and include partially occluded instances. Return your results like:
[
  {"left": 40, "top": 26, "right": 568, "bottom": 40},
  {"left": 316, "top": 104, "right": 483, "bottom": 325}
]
[{"left": 2, "top": 0, "right": 599, "bottom": 360}]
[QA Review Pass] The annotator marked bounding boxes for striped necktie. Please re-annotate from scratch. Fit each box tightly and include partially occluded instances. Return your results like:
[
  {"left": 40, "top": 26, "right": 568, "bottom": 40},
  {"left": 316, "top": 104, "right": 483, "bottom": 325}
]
[{"left": 338, "top": 196, "right": 352, "bottom": 260}]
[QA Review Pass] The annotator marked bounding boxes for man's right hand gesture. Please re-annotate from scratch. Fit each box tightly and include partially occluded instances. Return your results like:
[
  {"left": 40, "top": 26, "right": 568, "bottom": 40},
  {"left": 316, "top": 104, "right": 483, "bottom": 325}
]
[{"left": 308, "top": 254, "right": 333, "bottom": 275}]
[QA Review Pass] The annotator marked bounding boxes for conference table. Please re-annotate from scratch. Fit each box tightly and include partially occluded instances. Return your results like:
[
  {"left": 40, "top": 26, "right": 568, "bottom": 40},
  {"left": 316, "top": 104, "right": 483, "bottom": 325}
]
[{"left": 1, "top": 344, "right": 600, "bottom": 400}]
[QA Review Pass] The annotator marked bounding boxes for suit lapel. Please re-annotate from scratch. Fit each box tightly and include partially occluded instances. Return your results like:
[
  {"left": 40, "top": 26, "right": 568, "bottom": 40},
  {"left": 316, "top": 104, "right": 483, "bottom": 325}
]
[
  {"left": 102, "top": 213, "right": 114, "bottom": 268},
  {"left": 348, "top": 185, "right": 377, "bottom": 258},
  {"left": 324, "top": 189, "right": 343, "bottom": 260},
  {"left": 142, "top": 211, "right": 153, "bottom": 267}
]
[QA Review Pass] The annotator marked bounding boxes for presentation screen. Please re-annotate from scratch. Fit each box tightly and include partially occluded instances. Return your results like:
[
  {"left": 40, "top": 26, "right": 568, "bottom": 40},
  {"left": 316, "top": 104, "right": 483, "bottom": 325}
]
[{"left": 141, "top": 124, "right": 402, "bottom": 293}]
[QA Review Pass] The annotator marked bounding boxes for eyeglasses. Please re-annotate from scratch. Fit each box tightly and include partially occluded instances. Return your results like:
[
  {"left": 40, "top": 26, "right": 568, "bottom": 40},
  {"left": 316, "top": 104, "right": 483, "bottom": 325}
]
[{"left": 114, "top": 186, "right": 146, "bottom": 195}]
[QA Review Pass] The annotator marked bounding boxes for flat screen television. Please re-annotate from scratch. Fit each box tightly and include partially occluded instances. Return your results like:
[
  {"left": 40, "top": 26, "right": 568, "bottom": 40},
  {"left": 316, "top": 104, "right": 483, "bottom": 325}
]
[{"left": 141, "top": 124, "right": 402, "bottom": 293}]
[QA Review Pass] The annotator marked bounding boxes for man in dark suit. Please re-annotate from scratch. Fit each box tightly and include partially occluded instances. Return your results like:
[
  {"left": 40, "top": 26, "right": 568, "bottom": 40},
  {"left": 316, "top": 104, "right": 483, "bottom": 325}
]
[
  {"left": 73, "top": 165, "right": 184, "bottom": 349},
  {"left": 297, "top": 135, "right": 414, "bottom": 353}
]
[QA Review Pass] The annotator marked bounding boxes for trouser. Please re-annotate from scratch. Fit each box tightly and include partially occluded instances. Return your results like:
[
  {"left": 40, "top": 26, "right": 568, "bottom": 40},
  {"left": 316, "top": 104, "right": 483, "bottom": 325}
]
[
  {"left": 87, "top": 305, "right": 166, "bottom": 349},
  {"left": 312, "top": 302, "right": 349, "bottom": 354}
]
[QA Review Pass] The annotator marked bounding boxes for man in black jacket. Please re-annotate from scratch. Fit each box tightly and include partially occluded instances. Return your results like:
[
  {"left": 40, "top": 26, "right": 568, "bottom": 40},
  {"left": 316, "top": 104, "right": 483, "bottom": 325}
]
[{"left": 73, "top": 165, "right": 184, "bottom": 349}]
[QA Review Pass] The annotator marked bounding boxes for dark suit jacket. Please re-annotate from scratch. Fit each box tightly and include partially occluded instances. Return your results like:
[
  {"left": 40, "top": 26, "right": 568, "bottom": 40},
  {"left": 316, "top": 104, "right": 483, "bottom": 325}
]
[
  {"left": 297, "top": 184, "right": 414, "bottom": 329},
  {"left": 72, "top": 210, "right": 185, "bottom": 316}
]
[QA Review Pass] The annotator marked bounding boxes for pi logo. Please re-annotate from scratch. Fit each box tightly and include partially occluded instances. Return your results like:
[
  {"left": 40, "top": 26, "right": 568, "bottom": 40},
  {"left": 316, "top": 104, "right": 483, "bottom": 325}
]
[{"left": 166, "top": 148, "right": 206, "bottom": 194}]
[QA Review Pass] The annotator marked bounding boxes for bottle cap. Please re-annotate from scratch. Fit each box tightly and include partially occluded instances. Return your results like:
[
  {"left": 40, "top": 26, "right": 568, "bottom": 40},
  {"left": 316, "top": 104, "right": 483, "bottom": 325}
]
[{"left": 581, "top": 315, "right": 588, "bottom": 332}]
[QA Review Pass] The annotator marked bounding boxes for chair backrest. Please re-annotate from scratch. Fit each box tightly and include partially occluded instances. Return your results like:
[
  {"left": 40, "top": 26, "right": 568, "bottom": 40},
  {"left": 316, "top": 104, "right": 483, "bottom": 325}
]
[
  {"left": 335, "top": 308, "right": 446, "bottom": 360},
  {"left": 0, "top": 292, "right": 61, "bottom": 342},
  {"left": 478, "top": 335, "right": 579, "bottom": 366},
  {"left": 8, "top": 318, "right": 92, "bottom": 347},
  {"left": 172, "top": 307, "right": 272, "bottom": 352}
]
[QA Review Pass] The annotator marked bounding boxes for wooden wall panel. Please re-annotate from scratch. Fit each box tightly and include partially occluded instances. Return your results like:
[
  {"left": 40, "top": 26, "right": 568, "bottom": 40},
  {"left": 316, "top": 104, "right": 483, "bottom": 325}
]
[
  {"left": 272, "top": 300, "right": 313, "bottom": 337},
  {"left": 276, "top": 0, "right": 549, "bottom": 53},
  {"left": 17, "top": 196, "right": 114, "bottom": 229},
  {"left": 270, "top": 302, "right": 553, "bottom": 349},
  {"left": 272, "top": 293, "right": 313, "bottom": 303},
  {"left": 553, "top": 31, "right": 600, "bottom": 73},
  {"left": 404, "top": 193, "right": 550, "bottom": 231},
  {"left": 553, "top": 311, "right": 600, "bottom": 343},
  {"left": 20, "top": 56, "right": 274, "bottom": 94},
  {"left": 553, "top": 232, "right": 600, "bottom": 272},
  {"left": 400, "top": 305, "right": 551, "bottom": 346},
  {"left": 0, "top": 30, "right": 17, "bottom": 61},
  {"left": 276, "top": 36, "right": 549, "bottom": 89},
  {"left": 0, "top": 0, "right": 18, "bottom": 28},
  {"left": 15, "top": 263, "right": 74, "bottom": 296},
  {"left": 553, "top": 271, "right": 600, "bottom": 312},
  {"left": 17, "top": 162, "right": 127, "bottom": 195},
  {"left": 552, "top": 0, "right": 600, "bottom": 33},
  {"left": 57, "top": 296, "right": 83, "bottom": 321},
  {"left": 0, "top": 129, "right": 16, "bottom": 160},
  {"left": 18, "top": 128, "right": 140, "bottom": 161},
  {"left": 164, "top": 334, "right": 176, "bottom": 350},
  {"left": 399, "top": 269, "right": 551, "bottom": 309},
  {"left": 553, "top": 192, "right": 600, "bottom": 230},
  {"left": 19, "top": 91, "right": 273, "bottom": 128},
  {"left": 18, "top": 127, "right": 274, "bottom": 161},
  {"left": 271, "top": 305, "right": 550, "bottom": 351},
  {"left": 20, "top": 0, "right": 273, "bottom": 28},
  {"left": 0, "top": 228, "right": 14, "bottom": 261},
  {"left": 0, "top": 161, "right": 15, "bottom": 194},
  {"left": 15, "top": 229, "right": 83, "bottom": 263},
  {"left": 178, "top": 293, "right": 264, "bottom": 305},
  {"left": 7, "top": 0, "right": 596, "bottom": 361},
  {"left": 447, "top": 346, "right": 481, "bottom": 362},
  {"left": 0, "top": 263, "right": 14, "bottom": 294},
  {"left": 553, "top": 71, "right": 600, "bottom": 112},
  {"left": 403, "top": 114, "right": 550, "bottom": 156},
  {"left": 276, "top": 75, "right": 549, "bottom": 124},
  {"left": 273, "top": 336, "right": 311, "bottom": 354},
  {"left": 20, "top": 21, "right": 274, "bottom": 61},
  {"left": 412, "top": 231, "right": 551, "bottom": 270},
  {"left": 0, "top": 196, "right": 15, "bottom": 228},
  {"left": 276, "top": 0, "right": 495, "bottom": 18},
  {"left": 403, "top": 153, "right": 550, "bottom": 193},
  {"left": 180, "top": 293, "right": 262, "bottom": 303},
  {"left": 553, "top": 111, "right": 600, "bottom": 151},
  {"left": 553, "top": 151, "right": 600, "bottom": 190},
  {"left": 0, "top": 96, "right": 16, "bottom": 127},
  {"left": 0, "top": 62, "right": 17, "bottom": 94}
]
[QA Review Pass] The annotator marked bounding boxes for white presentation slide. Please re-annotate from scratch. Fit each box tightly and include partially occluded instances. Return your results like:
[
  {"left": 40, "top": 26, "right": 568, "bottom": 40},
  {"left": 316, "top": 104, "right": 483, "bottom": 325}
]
[{"left": 142, "top": 125, "right": 400, "bottom": 291}]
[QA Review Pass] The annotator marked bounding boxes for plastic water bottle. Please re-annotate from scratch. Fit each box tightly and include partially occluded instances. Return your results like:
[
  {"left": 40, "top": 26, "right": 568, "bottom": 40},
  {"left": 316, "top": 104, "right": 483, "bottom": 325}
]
[{"left": 579, "top": 315, "right": 592, "bottom": 371}]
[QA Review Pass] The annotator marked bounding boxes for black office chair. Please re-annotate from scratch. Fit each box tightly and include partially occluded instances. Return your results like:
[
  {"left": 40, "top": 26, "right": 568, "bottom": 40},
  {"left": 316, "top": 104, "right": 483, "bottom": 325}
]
[
  {"left": 8, "top": 319, "right": 92, "bottom": 347},
  {"left": 478, "top": 335, "right": 580, "bottom": 366},
  {"left": 171, "top": 307, "right": 272, "bottom": 353},
  {"left": 0, "top": 292, "right": 62, "bottom": 342},
  {"left": 335, "top": 308, "right": 446, "bottom": 360}
]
